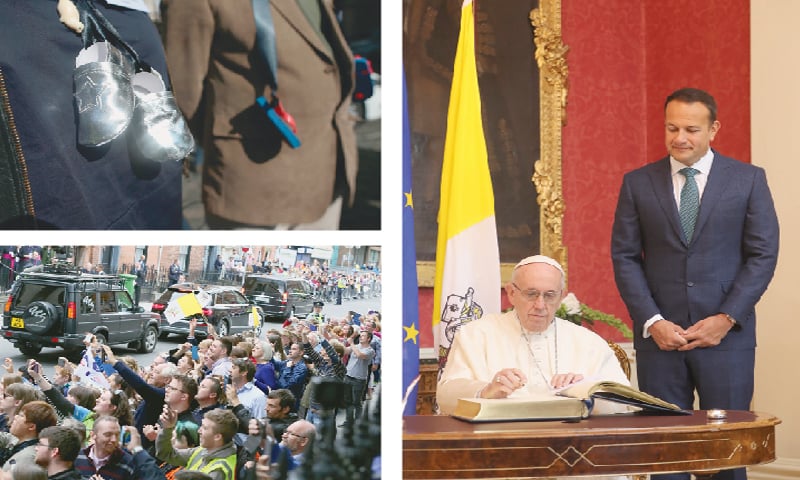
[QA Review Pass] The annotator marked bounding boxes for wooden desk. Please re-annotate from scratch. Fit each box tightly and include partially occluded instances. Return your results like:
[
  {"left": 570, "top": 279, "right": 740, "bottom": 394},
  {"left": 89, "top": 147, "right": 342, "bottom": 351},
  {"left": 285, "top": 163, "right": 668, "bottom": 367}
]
[{"left": 403, "top": 411, "right": 780, "bottom": 478}]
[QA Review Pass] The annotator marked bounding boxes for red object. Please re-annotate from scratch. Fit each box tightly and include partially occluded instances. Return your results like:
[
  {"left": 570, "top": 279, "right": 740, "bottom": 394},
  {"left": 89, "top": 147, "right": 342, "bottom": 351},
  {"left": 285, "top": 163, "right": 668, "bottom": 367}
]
[{"left": 273, "top": 101, "right": 298, "bottom": 133}]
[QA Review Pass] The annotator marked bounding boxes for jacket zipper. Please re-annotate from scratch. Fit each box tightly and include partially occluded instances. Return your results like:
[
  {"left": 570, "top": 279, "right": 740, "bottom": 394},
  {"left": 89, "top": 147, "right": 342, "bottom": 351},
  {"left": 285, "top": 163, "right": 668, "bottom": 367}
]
[{"left": 0, "top": 67, "right": 36, "bottom": 218}]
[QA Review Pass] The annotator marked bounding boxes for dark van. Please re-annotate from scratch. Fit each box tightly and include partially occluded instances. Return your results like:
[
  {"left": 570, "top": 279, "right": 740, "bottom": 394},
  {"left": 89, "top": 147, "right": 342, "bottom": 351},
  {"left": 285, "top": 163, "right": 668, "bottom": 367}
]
[{"left": 243, "top": 275, "right": 315, "bottom": 320}]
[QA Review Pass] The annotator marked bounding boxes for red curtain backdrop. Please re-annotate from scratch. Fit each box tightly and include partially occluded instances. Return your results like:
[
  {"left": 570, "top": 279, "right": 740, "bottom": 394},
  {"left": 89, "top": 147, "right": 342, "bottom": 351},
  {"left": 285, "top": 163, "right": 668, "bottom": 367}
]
[{"left": 417, "top": 0, "right": 749, "bottom": 348}]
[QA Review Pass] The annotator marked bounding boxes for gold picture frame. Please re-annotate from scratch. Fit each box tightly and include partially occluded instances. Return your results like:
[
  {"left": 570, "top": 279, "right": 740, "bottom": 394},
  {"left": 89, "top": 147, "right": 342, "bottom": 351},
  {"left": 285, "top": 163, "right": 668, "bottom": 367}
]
[{"left": 415, "top": 0, "right": 569, "bottom": 287}]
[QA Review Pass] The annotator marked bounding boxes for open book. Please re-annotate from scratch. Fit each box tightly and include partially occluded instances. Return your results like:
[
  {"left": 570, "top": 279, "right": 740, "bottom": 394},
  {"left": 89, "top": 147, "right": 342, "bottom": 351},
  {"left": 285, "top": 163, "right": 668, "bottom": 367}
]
[
  {"left": 557, "top": 380, "right": 690, "bottom": 415},
  {"left": 452, "top": 381, "right": 689, "bottom": 423}
]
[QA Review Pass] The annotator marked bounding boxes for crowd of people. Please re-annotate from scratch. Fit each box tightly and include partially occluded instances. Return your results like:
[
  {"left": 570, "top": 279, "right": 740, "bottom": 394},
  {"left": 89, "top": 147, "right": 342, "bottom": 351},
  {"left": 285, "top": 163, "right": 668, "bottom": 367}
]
[{"left": 0, "top": 310, "right": 382, "bottom": 480}]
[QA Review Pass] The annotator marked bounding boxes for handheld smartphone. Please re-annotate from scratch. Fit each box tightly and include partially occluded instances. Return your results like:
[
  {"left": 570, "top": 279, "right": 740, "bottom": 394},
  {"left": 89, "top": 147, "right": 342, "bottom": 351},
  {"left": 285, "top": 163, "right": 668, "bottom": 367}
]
[
  {"left": 84, "top": 333, "right": 93, "bottom": 344},
  {"left": 120, "top": 430, "right": 131, "bottom": 444},
  {"left": 58, "top": 357, "right": 67, "bottom": 368},
  {"left": 191, "top": 345, "right": 199, "bottom": 362},
  {"left": 29, "top": 360, "right": 40, "bottom": 374},
  {"left": 100, "top": 348, "right": 106, "bottom": 364}
]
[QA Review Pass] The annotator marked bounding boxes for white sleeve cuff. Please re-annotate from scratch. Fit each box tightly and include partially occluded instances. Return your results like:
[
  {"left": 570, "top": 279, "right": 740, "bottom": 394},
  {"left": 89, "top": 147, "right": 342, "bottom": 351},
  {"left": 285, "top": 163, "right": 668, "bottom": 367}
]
[{"left": 642, "top": 314, "right": 664, "bottom": 338}]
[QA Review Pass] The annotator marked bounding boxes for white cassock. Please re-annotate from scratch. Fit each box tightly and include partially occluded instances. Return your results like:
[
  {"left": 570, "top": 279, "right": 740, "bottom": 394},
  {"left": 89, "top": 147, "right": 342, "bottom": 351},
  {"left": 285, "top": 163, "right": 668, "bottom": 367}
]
[
  {"left": 437, "top": 310, "right": 634, "bottom": 480},
  {"left": 437, "top": 310, "right": 631, "bottom": 415}
]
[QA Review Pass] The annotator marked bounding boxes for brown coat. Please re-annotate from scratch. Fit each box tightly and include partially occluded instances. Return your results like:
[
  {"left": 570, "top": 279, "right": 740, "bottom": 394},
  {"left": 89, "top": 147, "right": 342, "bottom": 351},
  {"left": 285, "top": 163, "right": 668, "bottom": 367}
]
[{"left": 164, "top": 0, "right": 358, "bottom": 225}]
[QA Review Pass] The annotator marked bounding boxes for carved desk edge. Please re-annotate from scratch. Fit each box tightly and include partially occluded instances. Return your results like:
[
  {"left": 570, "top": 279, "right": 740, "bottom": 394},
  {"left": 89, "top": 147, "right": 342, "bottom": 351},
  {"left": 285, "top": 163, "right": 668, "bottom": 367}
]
[{"left": 403, "top": 411, "right": 780, "bottom": 479}]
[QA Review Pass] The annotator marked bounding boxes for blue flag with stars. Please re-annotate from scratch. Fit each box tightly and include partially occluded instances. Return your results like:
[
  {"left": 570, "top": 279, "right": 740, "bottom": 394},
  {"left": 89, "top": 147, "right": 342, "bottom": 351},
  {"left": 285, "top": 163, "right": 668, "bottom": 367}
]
[{"left": 402, "top": 69, "right": 421, "bottom": 416}]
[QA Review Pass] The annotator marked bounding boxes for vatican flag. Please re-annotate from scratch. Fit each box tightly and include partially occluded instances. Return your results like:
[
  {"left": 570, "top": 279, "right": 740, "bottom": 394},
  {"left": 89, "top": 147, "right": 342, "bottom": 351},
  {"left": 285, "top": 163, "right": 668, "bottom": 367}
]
[{"left": 432, "top": 0, "right": 501, "bottom": 379}]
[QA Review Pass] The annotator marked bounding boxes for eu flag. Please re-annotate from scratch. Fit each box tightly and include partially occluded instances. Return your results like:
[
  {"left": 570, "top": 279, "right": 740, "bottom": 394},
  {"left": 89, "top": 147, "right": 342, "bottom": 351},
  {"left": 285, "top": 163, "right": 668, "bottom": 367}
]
[{"left": 402, "top": 70, "right": 421, "bottom": 416}]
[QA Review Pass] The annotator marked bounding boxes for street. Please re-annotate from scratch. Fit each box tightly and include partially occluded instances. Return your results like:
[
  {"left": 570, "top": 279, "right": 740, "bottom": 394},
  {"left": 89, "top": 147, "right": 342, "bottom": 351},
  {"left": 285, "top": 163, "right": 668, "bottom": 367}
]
[{"left": 0, "top": 293, "right": 381, "bottom": 377}]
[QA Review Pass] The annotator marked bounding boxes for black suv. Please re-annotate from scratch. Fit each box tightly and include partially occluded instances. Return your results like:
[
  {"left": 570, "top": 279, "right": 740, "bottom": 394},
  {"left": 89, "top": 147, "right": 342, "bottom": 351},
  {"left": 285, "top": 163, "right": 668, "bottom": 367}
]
[
  {"left": 1, "top": 265, "right": 161, "bottom": 356},
  {"left": 151, "top": 283, "right": 264, "bottom": 338},
  {"left": 243, "top": 275, "right": 315, "bottom": 320}
]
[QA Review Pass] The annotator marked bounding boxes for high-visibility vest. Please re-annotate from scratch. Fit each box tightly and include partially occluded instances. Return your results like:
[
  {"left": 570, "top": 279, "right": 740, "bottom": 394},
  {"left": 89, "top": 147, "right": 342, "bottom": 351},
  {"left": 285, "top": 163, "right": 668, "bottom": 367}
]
[{"left": 186, "top": 447, "right": 237, "bottom": 480}]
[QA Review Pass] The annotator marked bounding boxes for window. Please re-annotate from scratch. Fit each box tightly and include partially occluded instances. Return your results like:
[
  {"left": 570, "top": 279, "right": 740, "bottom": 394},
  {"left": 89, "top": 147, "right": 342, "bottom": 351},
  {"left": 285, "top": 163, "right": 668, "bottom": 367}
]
[
  {"left": 81, "top": 293, "right": 96, "bottom": 314},
  {"left": 99, "top": 291, "right": 116, "bottom": 313},
  {"left": 116, "top": 291, "right": 133, "bottom": 311}
]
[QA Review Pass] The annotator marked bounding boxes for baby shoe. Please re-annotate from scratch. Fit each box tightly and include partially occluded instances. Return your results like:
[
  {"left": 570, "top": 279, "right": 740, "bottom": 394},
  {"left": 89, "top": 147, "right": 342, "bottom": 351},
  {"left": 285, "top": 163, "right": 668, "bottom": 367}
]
[
  {"left": 73, "top": 41, "right": 135, "bottom": 147},
  {"left": 128, "top": 69, "right": 195, "bottom": 163}
]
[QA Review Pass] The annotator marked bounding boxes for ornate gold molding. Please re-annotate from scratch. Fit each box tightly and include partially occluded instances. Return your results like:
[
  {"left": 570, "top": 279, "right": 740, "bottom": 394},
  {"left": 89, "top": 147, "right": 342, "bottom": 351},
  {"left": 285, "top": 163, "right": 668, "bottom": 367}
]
[
  {"left": 531, "top": 0, "right": 569, "bottom": 282},
  {"left": 417, "top": 0, "right": 568, "bottom": 287}
]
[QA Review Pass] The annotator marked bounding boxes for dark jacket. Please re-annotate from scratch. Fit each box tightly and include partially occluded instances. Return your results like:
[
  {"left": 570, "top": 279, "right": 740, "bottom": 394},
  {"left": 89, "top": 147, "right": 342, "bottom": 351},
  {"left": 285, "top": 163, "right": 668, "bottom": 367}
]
[
  {"left": 0, "top": 1, "right": 181, "bottom": 229},
  {"left": 48, "top": 468, "right": 83, "bottom": 480},
  {"left": 112, "top": 360, "right": 165, "bottom": 449},
  {"left": 74, "top": 447, "right": 135, "bottom": 480}
]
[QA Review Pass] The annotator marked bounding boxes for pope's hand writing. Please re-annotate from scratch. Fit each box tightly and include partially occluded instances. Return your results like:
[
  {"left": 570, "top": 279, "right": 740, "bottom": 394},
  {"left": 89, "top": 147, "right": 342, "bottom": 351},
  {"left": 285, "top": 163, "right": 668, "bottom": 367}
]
[{"left": 480, "top": 368, "right": 527, "bottom": 399}]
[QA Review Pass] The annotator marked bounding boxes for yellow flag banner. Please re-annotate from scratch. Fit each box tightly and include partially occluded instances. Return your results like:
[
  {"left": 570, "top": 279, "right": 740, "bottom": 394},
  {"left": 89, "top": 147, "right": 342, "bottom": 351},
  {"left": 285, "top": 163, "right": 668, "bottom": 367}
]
[
  {"left": 249, "top": 305, "right": 261, "bottom": 328},
  {"left": 164, "top": 293, "right": 203, "bottom": 324},
  {"left": 432, "top": 0, "right": 501, "bottom": 379}
]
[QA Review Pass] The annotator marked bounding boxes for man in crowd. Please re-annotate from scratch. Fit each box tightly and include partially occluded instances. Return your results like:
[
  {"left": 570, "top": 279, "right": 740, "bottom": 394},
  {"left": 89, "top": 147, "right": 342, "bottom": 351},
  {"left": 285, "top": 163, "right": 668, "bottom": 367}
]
[
  {"left": 134, "top": 255, "right": 147, "bottom": 306},
  {"left": 208, "top": 338, "right": 233, "bottom": 378},
  {"left": 265, "top": 389, "right": 298, "bottom": 440},
  {"left": 278, "top": 420, "right": 316, "bottom": 466},
  {"left": 165, "top": 374, "right": 201, "bottom": 430},
  {"left": 227, "top": 359, "right": 267, "bottom": 444},
  {"left": 436, "top": 255, "right": 630, "bottom": 415},
  {"left": 193, "top": 376, "right": 227, "bottom": 424},
  {"left": 0, "top": 401, "right": 58, "bottom": 471},
  {"left": 74, "top": 416, "right": 137, "bottom": 479},
  {"left": 307, "top": 301, "right": 325, "bottom": 325},
  {"left": 275, "top": 343, "right": 308, "bottom": 413},
  {"left": 156, "top": 407, "right": 238, "bottom": 480},
  {"left": 169, "top": 259, "right": 182, "bottom": 285},
  {"left": 103, "top": 344, "right": 177, "bottom": 449},
  {"left": 300, "top": 324, "right": 345, "bottom": 428},
  {"left": 35, "top": 426, "right": 83, "bottom": 480},
  {"left": 342, "top": 329, "right": 375, "bottom": 428}
]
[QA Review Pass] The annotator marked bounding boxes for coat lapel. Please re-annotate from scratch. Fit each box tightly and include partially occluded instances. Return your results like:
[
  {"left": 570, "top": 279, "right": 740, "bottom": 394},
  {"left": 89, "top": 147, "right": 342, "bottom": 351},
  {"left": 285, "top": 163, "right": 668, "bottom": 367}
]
[
  {"left": 647, "top": 157, "right": 686, "bottom": 244},
  {"left": 270, "top": 0, "right": 335, "bottom": 64},
  {"left": 693, "top": 151, "right": 731, "bottom": 240}
]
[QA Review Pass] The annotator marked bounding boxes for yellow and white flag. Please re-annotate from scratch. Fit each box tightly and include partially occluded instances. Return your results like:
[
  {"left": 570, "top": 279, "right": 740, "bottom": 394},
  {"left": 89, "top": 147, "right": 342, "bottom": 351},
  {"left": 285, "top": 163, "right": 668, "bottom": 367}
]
[
  {"left": 249, "top": 305, "right": 261, "bottom": 328},
  {"left": 164, "top": 292, "right": 203, "bottom": 324},
  {"left": 432, "top": 0, "right": 501, "bottom": 377}
]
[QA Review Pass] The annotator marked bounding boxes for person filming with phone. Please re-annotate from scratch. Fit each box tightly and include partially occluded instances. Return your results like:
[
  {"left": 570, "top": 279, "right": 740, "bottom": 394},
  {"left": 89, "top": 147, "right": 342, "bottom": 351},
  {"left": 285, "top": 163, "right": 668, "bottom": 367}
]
[{"left": 156, "top": 406, "right": 238, "bottom": 480}]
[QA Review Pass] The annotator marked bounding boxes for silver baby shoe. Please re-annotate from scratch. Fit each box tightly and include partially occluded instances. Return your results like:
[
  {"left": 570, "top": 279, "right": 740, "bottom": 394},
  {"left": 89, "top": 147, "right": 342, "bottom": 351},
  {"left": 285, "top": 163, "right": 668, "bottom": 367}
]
[
  {"left": 128, "top": 70, "right": 195, "bottom": 163},
  {"left": 74, "top": 41, "right": 135, "bottom": 147}
]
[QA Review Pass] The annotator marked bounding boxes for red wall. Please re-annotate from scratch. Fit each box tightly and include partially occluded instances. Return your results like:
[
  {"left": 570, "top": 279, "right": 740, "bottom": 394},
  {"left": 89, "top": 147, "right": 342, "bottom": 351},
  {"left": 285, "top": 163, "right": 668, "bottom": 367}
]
[{"left": 417, "top": 0, "right": 750, "bottom": 347}]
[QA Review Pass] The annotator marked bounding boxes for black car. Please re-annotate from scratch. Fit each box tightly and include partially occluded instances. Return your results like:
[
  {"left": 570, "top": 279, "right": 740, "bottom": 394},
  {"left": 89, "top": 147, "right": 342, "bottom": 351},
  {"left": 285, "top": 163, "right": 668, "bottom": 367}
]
[
  {"left": 1, "top": 264, "right": 160, "bottom": 355},
  {"left": 243, "top": 275, "right": 315, "bottom": 320},
  {"left": 152, "top": 283, "right": 264, "bottom": 338}
]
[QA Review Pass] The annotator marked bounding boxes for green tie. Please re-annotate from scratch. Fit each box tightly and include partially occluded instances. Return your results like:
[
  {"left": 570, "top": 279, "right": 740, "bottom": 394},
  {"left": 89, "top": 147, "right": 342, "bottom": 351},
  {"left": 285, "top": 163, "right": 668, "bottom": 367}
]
[{"left": 679, "top": 167, "right": 700, "bottom": 241}]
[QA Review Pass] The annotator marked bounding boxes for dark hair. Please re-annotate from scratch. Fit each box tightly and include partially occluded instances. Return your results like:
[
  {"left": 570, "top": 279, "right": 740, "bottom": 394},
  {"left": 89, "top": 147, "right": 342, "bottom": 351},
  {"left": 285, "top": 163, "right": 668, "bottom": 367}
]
[
  {"left": 68, "top": 385, "right": 98, "bottom": 410},
  {"left": 20, "top": 400, "right": 58, "bottom": 434},
  {"left": 267, "top": 389, "right": 296, "bottom": 410},
  {"left": 216, "top": 337, "right": 233, "bottom": 356},
  {"left": 204, "top": 376, "right": 227, "bottom": 405},
  {"left": 268, "top": 334, "right": 286, "bottom": 361},
  {"left": 108, "top": 390, "right": 134, "bottom": 426},
  {"left": 665, "top": 88, "right": 718, "bottom": 123},
  {"left": 171, "top": 374, "right": 199, "bottom": 400},
  {"left": 39, "top": 426, "right": 82, "bottom": 463},
  {"left": 232, "top": 358, "right": 256, "bottom": 382}
]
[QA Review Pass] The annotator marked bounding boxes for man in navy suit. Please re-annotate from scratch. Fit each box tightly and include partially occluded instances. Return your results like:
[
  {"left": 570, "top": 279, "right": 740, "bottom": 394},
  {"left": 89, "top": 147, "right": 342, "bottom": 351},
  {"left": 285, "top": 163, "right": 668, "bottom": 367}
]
[{"left": 611, "top": 88, "right": 779, "bottom": 480}]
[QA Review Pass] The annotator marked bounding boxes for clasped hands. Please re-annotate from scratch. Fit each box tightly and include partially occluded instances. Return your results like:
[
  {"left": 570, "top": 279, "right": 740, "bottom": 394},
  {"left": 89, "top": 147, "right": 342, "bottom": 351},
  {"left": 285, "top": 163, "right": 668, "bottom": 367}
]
[
  {"left": 480, "top": 368, "right": 584, "bottom": 399},
  {"left": 650, "top": 313, "right": 732, "bottom": 351}
]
